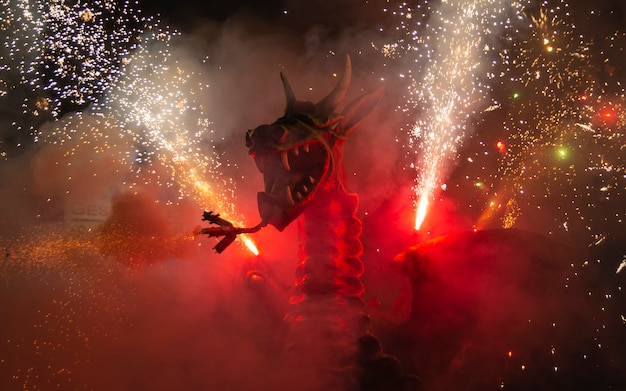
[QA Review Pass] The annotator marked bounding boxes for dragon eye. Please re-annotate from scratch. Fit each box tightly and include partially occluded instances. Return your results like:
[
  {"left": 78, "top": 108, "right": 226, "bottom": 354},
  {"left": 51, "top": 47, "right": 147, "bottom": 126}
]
[
  {"left": 246, "top": 125, "right": 288, "bottom": 147},
  {"left": 268, "top": 126, "right": 288, "bottom": 143}
]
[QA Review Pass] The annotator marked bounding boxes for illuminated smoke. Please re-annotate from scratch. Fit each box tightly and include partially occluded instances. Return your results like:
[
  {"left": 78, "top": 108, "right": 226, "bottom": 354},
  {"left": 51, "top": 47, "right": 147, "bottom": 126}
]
[{"left": 1, "top": 0, "right": 625, "bottom": 389}]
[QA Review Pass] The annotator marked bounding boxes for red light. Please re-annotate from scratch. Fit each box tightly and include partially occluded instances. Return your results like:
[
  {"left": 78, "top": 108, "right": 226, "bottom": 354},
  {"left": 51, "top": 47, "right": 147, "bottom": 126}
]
[
  {"left": 598, "top": 105, "right": 618, "bottom": 125},
  {"left": 496, "top": 141, "right": 506, "bottom": 154}
]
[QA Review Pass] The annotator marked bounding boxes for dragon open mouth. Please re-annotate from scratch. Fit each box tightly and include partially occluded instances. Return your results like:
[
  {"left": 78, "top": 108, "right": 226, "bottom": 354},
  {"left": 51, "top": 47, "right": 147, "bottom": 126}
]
[
  {"left": 252, "top": 140, "right": 330, "bottom": 231},
  {"left": 242, "top": 55, "right": 381, "bottom": 232},
  {"left": 197, "top": 55, "right": 380, "bottom": 250}
]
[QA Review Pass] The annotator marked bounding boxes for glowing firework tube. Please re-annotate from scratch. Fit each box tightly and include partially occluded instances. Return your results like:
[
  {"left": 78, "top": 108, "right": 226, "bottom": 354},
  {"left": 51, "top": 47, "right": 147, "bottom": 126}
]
[
  {"left": 415, "top": 192, "right": 430, "bottom": 230},
  {"left": 414, "top": 142, "right": 441, "bottom": 230}
]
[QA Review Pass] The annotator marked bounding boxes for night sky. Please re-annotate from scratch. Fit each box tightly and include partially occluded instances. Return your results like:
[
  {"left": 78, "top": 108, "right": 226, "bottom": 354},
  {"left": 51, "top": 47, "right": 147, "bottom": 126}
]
[{"left": 1, "top": 0, "right": 626, "bottom": 390}]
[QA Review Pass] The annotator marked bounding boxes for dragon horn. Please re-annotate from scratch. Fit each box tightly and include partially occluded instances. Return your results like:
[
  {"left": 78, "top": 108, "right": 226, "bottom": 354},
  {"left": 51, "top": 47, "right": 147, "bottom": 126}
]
[
  {"left": 317, "top": 54, "right": 352, "bottom": 111},
  {"left": 280, "top": 72, "right": 296, "bottom": 113}
]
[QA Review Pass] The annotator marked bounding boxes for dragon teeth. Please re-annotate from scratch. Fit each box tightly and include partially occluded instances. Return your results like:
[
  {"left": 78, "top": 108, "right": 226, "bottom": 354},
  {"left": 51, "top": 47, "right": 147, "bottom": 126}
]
[
  {"left": 308, "top": 176, "right": 316, "bottom": 184},
  {"left": 280, "top": 151, "right": 291, "bottom": 171},
  {"left": 286, "top": 186, "right": 295, "bottom": 205},
  {"left": 265, "top": 177, "right": 275, "bottom": 193},
  {"left": 278, "top": 128, "right": 288, "bottom": 143},
  {"left": 303, "top": 144, "right": 310, "bottom": 153},
  {"left": 292, "top": 146, "right": 299, "bottom": 156}
]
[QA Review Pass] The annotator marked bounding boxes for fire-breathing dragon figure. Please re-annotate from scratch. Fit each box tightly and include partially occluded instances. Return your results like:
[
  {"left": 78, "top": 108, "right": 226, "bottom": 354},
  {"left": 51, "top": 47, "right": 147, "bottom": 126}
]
[
  {"left": 197, "top": 56, "right": 617, "bottom": 391},
  {"left": 198, "top": 55, "right": 419, "bottom": 390}
]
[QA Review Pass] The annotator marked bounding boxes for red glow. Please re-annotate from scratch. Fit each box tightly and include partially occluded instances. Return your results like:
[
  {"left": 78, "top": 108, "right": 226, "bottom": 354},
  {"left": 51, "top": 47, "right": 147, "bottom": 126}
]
[
  {"left": 598, "top": 104, "right": 619, "bottom": 125},
  {"left": 496, "top": 140, "right": 506, "bottom": 154},
  {"left": 245, "top": 270, "right": 264, "bottom": 281}
]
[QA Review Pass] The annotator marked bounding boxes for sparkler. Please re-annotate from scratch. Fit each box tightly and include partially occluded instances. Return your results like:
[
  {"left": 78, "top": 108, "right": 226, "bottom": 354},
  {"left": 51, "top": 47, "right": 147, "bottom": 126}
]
[
  {"left": 1, "top": 0, "right": 259, "bottom": 255},
  {"left": 100, "top": 30, "right": 260, "bottom": 255},
  {"left": 381, "top": 0, "right": 625, "bottom": 241},
  {"left": 96, "top": 29, "right": 259, "bottom": 254},
  {"left": 381, "top": 0, "right": 522, "bottom": 230}
]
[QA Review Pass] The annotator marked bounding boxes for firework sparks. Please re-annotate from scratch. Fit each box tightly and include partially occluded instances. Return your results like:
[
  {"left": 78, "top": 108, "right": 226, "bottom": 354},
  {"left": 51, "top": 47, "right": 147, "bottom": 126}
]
[
  {"left": 486, "top": 0, "right": 626, "bottom": 243},
  {"left": 1, "top": 0, "right": 258, "bottom": 254},
  {"left": 96, "top": 29, "right": 258, "bottom": 254},
  {"left": 0, "top": 0, "right": 625, "bottom": 389},
  {"left": 0, "top": 0, "right": 148, "bottom": 120},
  {"left": 381, "top": 0, "right": 523, "bottom": 230}
]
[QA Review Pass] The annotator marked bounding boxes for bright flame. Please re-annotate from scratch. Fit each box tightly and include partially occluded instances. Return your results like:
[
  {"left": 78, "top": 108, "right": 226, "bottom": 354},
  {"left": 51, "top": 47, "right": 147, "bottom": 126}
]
[
  {"left": 242, "top": 235, "right": 260, "bottom": 256},
  {"left": 415, "top": 192, "right": 431, "bottom": 230}
]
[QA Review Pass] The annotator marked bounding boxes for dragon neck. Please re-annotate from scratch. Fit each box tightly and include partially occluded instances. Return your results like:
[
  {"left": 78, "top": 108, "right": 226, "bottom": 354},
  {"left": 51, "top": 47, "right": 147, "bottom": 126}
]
[
  {"left": 282, "top": 181, "right": 368, "bottom": 390},
  {"left": 295, "top": 182, "right": 365, "bottom": 301}
]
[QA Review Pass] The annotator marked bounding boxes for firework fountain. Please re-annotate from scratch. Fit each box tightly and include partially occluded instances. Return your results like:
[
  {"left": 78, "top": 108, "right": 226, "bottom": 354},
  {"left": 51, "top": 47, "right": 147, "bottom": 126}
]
[
  {"left": 379, "top": 0, "right": 526, "bottom": 230},
  {"left": 0, "top": 0, "right": 258, "bottom": 253}
]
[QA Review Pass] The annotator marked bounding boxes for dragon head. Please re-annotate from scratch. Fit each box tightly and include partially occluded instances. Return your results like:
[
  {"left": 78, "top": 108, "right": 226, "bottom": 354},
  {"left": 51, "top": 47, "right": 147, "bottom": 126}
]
[{"left": 246, "top": 55, "right": 382, "bottom": 231}]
